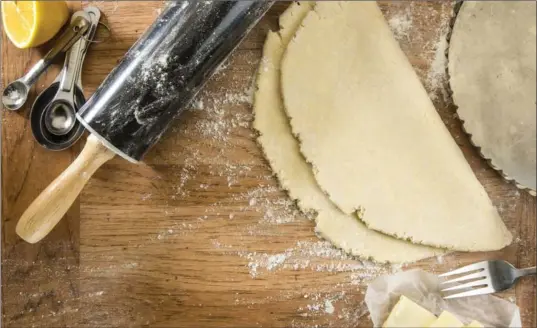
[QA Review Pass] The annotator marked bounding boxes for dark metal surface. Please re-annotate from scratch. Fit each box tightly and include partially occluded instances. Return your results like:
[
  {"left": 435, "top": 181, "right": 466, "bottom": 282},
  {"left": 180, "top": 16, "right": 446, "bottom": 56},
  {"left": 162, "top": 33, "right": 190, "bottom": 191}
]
[{"left": 77, "top": 1, "right": 274, "bottom": 162}]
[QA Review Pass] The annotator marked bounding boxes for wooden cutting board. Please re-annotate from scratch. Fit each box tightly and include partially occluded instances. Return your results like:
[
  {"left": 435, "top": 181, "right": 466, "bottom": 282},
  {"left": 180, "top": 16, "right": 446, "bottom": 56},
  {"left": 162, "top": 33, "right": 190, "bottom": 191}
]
[{"left": 2, "top": 2, "right": 535, "bottom": 327}]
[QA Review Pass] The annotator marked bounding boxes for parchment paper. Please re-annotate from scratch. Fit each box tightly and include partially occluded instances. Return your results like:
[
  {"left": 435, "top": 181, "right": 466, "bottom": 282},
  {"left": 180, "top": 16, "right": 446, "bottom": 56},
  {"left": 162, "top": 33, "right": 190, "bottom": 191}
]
[{"left": 365, "top": 269, "right": 521, "bottom": 327}]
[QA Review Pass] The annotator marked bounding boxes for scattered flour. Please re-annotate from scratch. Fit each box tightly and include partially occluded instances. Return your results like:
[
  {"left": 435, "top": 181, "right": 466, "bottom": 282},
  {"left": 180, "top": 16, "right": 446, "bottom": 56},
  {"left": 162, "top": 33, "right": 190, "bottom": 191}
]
[
  {"left": 294, "top": 291, "right": 370, "bottom": 327},
  {"left": 388, "top": 7, "right": 413, "bottom": 41},
  {"left": 87, "top": 291, "right": 105, "bottom": 297},
  {"left": 234, "top": 240, "right": 393, "bottom": 279},
  {"left": 324, "top": 299, "right": 335, "bottom": 314},
  {"left": 426, "top": 28, "right": 449, "bottom": 101},
  {"left": 383, "top": 2, "right": 453, "bottom": 101}
]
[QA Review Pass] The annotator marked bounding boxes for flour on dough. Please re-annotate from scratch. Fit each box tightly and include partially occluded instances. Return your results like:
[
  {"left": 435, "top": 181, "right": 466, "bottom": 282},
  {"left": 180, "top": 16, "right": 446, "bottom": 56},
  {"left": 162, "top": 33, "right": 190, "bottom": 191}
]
[
  {"left": 253, "top": 1, "right": 441, "bottom": 263},
  {"left": 449, "top": 1, "right": 536, "bottom": 194},
  {"left": 280, "top": 2, "right": 512, "bottom": 251}
]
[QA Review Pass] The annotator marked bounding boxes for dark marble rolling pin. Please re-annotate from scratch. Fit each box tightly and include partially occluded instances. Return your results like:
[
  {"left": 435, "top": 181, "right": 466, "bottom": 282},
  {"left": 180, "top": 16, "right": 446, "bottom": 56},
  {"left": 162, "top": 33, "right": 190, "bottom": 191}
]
[{"left": 16, "top": 1, "right": 274, "bottom": 243}]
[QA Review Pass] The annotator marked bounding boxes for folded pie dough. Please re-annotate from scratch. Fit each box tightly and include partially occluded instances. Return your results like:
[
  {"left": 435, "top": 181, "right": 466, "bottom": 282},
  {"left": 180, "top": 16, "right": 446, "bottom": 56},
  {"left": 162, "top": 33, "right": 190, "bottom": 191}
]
[
  {"left": 253, "top": 1, "right": 441, "bottom": 262},
  {"left": 280, "top": 2, "right": 512, "bottom": 251}
]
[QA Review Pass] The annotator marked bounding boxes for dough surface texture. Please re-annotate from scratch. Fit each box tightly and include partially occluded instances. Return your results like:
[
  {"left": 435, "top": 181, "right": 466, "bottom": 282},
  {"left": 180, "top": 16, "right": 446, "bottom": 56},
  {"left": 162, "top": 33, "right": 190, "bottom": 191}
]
[
  {"left": 449, "top": 1, "right": 537, "bottom": 193},
  {"left": 280, "top": 2, "right": 512, "bottom": 251},
  {"left": 253, "top": 2, "right": 441, "bottom": 263}
]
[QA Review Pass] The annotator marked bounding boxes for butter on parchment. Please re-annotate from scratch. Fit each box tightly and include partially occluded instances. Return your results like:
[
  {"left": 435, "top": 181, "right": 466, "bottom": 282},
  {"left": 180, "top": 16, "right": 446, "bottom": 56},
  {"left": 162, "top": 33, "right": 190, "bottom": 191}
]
[{"left": 382, "top": 295, "right": 437, "bottom": 327}]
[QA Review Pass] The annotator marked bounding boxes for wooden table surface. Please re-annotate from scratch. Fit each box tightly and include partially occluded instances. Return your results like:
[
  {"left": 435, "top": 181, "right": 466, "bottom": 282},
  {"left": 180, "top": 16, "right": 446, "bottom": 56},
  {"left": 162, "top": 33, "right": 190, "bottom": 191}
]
[{"left": 2, "top": 2, "right": 535, "bottom": 327}]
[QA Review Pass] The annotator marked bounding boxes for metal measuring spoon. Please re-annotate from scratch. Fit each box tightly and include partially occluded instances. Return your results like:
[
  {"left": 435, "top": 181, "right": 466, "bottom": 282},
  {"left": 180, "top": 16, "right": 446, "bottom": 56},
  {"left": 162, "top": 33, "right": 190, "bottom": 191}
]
[
  {"left": 2, "top": 15, "right": 91, "bottom": 111},
  {"left": 30, "top": 82, "right": 87, "bottom": 151},
  {"left": 30, "top": 7, "right": 101, "bottom": 150},
  {"left": 43, "top": 9, "right": 101, "bottom": 135}
]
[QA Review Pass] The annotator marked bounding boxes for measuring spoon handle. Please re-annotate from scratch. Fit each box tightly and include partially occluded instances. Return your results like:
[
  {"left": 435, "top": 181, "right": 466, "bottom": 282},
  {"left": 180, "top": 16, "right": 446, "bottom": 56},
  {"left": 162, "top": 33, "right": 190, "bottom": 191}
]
[
  {"left": 16, "top": 134, "right": 115, "bottom": 243},
  {"left": 59, "top": 10, "right": 99, "bottom": 93},
  {"left": 22, "top": 15, "right": 90, "bottom": 87},
  {"left": 78, "top": 7, "right": 102, "bottom": 82}
]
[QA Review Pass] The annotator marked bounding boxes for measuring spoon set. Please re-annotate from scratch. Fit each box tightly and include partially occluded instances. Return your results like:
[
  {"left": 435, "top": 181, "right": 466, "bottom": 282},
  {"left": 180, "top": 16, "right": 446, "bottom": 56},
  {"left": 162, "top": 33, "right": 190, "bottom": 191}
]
[{"left": 2, "top": 7, "right": 101, "bottom": 150}]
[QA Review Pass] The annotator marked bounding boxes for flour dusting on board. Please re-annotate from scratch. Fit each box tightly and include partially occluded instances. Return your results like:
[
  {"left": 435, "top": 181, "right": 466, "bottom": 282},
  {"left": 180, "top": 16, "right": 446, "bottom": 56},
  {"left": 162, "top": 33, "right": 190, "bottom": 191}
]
[
  {"left": 388, "top": 7, "right": 413, "bottom": 41},
  {"left": 426, "top": 22, "right": 450, "bottom": 101},
  {"left": 382, "top": 2, "right": 453, "bottom": 101},
  {"left": 44, "top": 3, "right": 519, "bottom": 328},
  {"left": 232, "top": 240, "right": 393, "bottom": 279}
]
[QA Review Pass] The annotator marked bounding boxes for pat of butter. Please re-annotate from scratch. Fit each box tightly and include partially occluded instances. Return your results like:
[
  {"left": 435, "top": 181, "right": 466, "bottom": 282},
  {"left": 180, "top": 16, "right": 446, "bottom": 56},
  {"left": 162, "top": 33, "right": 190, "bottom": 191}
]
[
  {"left": 429, "top": 311, "right": 464, "bottom": 327},
  {"left": 465, "top": 320, "right": 484, "bottom": 328},
  {"left": 383, "top": 295, "right": 437, "bottom": 327}
]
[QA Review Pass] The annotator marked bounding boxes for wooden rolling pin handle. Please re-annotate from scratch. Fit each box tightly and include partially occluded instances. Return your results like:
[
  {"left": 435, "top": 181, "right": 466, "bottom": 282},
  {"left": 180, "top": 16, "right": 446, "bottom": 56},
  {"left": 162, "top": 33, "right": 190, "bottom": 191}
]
[{"left": 16, "top": 134, "right": 116, "bottom": 244}]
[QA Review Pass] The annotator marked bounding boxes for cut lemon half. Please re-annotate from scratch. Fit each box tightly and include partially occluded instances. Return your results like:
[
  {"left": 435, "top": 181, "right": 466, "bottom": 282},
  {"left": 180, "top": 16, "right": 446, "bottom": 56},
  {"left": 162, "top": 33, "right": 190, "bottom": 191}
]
[{"left": 1, "top": 1, "right": 69, "bottom": 49}]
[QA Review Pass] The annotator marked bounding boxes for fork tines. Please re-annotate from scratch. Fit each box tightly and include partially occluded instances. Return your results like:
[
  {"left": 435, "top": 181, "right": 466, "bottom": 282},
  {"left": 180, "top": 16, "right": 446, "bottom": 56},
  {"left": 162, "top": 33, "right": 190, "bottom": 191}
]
[{"left": 439, "top": 261, "right": 494, "bottom": 299}]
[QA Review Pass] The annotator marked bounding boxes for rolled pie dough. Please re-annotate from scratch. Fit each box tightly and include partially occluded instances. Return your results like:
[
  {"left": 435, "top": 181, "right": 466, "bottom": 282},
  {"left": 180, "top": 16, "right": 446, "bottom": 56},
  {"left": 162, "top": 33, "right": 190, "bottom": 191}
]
[
  {"left": 449, "top": 1, "right": 537, "bottom": 194},
  {"left": 280, "top": 2, "right": 512, "bottom": 251},
  {"left": 253, "top": 2, "right": 441, "bottom": 263}
]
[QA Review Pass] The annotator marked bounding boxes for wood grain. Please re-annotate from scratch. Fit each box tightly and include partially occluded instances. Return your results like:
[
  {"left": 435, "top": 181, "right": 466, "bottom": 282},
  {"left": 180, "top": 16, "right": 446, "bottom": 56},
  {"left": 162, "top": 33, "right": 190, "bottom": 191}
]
[
  {"left": 16, "top": 134, "right": 115, "bottom": 244},
  {"left": 2, "top": 2, "right": 535, "bottom": 327}
]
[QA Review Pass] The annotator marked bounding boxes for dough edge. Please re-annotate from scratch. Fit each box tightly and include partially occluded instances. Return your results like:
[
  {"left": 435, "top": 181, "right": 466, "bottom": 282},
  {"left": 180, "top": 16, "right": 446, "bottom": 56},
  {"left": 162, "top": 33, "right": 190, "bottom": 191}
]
[{"left": 252, "top": 1, "right": 442, "bottom": 263}]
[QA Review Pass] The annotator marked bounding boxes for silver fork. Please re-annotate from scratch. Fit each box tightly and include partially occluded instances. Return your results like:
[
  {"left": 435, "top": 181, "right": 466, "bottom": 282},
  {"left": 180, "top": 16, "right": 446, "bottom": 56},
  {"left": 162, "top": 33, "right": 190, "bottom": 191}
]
[{"left": 439, "top": 260, "right": 536, "bottom": 299}]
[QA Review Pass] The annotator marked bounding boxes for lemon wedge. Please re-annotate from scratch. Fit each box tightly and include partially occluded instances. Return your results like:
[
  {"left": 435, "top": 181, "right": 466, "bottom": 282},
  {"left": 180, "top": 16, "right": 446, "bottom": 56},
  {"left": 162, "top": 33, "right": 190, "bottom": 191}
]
[{"left": 2, "top": 1, "right": 69, "bottom": 49}]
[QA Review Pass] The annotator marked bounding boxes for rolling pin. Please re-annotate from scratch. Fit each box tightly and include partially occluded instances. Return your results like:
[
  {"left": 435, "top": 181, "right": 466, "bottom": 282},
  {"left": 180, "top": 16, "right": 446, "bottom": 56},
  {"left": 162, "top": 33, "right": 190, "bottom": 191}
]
[{"left": 16, "top": 1, "right": 274, "bottom": 243}]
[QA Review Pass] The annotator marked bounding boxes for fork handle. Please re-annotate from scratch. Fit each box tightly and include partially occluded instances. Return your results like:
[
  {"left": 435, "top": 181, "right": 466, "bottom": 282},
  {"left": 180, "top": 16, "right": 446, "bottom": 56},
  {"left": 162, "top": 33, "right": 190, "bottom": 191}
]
[{"left": 516, "top": 266, "right": 536, "bottom": 278}]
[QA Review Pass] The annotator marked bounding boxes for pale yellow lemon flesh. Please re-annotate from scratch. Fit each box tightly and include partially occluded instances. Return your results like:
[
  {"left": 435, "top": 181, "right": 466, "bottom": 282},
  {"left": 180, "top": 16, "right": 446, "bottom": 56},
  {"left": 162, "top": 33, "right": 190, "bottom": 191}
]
[{"left": 2, "top": 1, "right": 69, "bottom": 49}]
